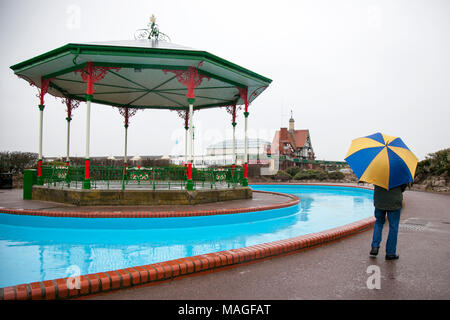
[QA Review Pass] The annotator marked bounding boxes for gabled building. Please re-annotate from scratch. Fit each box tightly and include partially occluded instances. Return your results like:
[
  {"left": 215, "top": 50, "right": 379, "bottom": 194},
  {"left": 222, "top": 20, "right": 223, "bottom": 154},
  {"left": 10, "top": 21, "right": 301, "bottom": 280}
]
[{"left": 270, "top": 112, "right": 315, "bottom": 169}]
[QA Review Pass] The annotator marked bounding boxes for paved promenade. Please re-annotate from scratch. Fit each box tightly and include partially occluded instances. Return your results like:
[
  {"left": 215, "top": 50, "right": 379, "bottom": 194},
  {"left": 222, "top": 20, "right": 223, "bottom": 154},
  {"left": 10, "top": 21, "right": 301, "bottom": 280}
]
[
  {"left": 1, "top": 184, "right": 449, "bottom": 299},
  {"left": 87, "top": 188, "right": 450, "bottom": 300}
]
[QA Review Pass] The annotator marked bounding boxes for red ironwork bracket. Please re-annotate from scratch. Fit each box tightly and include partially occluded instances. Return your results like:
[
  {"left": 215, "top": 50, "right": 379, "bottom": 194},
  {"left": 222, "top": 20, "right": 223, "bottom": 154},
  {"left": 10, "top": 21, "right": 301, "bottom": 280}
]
[
  {"left": 117, "top": 107, "right": 138, "bottom": 127},
  {"left": 39, "top": 78, "right": 51, "bottom": 105},
  {"left": 29, "top": 77, "right": 53, "bottom": 106},
  {"left": 237, "top": 86, "right": 249, "bottom": 112},
  {"left": 225, "top": 103, "right": 242, "bottom": 124},
  {"left": 237, "top": 86, "right": 267, "bottom": 112},
  {"left": 75, "top": 62, "right": 120, "bottom": 95},
  {"left": 61, "top": 98, "right": 81, "bottom": 120},
  {"left": 163, "top": 66, "right": 210, "bottom": 99},
  {"left": 173, "top": 109, "right": 193, "bottom": 129},
  {"left": 249, "top": 86, "right": 267, "bottom": 103}
]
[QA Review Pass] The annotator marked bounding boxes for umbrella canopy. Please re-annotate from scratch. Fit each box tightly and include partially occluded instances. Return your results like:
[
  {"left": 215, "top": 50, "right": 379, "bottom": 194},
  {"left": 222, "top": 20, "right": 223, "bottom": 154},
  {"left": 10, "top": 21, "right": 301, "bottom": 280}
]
[
  {"left": 10, "top": 40, "right": 272, "bottom": 110},
  {"left": 344, "top": 132, "right": 418, "bottom": 190}
]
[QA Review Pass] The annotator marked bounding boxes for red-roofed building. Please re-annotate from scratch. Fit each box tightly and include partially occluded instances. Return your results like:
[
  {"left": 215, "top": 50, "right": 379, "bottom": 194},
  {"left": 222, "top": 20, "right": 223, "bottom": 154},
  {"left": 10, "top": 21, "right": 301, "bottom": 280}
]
[{"left": 269, "top": 112, "right": 315, "bottom": 169}]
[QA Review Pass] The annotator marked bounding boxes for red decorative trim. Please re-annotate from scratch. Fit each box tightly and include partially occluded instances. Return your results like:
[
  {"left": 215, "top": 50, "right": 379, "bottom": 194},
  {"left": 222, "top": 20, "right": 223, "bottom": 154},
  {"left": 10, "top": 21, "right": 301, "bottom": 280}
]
[
  {"left": 37, "top": 160, "right": 42, "bottom": 177},
  {"left": 29, "top": 77, "right": 53, "bottom": 106},
  {"left": 172, "top": 109, "right": 192, "bottom": 129},
  {"left": 75, "top": 62, "right": 120, "bottom": 95},
  {"left": 244, "top": 163, "right": 248, "bottom": 178},
  {"left": 163, "top": 66, "right": 210, "bottom": 99},
  {"left": 39, "top": 78, "right": 51, "bottom": 105},
  {"left": 225, "top": 103, "right": 241, "bottom": 124},
  {"left": 238, "top": 86, "right": 249, "bottom": 112},
  {"left": 62, "top": 98, "right": 81, "bottom": 120},
  {"left": 117, "top": 107, "right": 138, "bottom": 127},
  {"left": 248, "top": 86, "right": 267, "bottom": 104},
  {"left": 84, "top": 159, "right": 90, "bottom": 179},
  {"left": 124, "top": 108, "right": 129, "bottom": 127},
  {"left": 187, "top": 163, "right": 192, "bottom": 180}
]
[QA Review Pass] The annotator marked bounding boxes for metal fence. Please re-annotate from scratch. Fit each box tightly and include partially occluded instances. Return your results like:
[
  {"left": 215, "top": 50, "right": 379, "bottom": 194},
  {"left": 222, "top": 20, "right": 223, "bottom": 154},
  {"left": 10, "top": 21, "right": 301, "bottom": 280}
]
[{"left": 41, "top": 165, "right": 244, "bottom": 190}]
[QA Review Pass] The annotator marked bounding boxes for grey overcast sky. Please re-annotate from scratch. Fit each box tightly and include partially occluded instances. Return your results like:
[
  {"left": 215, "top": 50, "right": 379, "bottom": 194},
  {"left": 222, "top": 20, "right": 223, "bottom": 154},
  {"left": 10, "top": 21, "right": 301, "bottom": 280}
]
[{"left": 0, "top": 0, "right": 449, "bottom": 161}]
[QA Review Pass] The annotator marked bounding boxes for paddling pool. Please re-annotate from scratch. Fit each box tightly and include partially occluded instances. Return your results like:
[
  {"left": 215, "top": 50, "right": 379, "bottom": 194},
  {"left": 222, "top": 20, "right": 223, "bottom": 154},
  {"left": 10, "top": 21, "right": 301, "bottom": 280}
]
[{"left": 0, "top": 184, "right": 374, "bottom": 288}]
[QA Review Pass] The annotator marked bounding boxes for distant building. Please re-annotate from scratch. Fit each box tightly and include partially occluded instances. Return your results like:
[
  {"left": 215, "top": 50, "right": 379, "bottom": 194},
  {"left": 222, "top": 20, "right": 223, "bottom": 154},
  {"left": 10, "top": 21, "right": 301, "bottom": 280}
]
[
  {"left": 171, "top": 138, "right": 271, "bottom": 167},
  {"left": 270, "top": 112, "right": 315, "bottom": 169},
  {"left": 206, "top": 138, "right": 270, "bottom": 162}
]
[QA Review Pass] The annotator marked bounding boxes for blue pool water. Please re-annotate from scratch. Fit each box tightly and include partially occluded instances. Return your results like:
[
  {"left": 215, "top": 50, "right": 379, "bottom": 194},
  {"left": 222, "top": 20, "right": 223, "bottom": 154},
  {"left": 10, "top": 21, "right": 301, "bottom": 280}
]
[{"left": 0, "top": 185, "right": 374, "bottom": 288}]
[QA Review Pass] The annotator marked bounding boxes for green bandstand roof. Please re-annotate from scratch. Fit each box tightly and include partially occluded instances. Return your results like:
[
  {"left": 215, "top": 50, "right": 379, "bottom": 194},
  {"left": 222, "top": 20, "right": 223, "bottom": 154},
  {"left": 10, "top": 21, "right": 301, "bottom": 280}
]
[{"left": 10, "top": 40, "right": 272, "bottom": 110}]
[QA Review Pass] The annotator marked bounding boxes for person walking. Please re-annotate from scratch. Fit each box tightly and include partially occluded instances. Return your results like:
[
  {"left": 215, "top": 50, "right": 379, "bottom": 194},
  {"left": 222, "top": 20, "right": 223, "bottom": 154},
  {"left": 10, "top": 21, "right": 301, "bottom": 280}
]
[
  {"left": 369, "top": 183, "right": 407, "bottom": 260},
  {"left": 344, "top": 132, "right": 418, "bottom": 260}
]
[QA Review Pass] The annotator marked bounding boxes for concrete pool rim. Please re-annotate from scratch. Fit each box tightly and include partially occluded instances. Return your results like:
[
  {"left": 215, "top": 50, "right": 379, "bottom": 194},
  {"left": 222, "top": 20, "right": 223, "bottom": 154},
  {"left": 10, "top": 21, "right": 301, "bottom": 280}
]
[{"left": 0, "top": 184, "right": 375, "bottom": 300}]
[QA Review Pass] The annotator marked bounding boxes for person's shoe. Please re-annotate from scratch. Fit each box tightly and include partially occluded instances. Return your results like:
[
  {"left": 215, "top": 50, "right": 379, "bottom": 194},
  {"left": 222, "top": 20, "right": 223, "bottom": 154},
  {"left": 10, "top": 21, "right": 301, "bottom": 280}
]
[
  {"left": 385, "top": 254, "right": 399, "bottom": 260},
  {"left": 369, "top": 247, "right": 379, "bottom": 257}
]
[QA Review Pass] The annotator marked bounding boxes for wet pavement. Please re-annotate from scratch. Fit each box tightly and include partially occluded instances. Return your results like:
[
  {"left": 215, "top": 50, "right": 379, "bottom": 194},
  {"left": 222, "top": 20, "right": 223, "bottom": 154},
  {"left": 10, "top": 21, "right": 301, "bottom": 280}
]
[{"left": 86, "top": 189, "right": 450, "bottom": 300}]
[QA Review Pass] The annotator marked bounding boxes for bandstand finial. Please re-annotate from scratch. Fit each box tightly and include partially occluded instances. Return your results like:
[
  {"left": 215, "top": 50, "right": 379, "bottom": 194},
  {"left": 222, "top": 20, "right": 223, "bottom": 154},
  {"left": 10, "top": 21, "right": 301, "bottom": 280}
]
[{"left": 134, "top": 15, "right": 171, "bottom": 42}]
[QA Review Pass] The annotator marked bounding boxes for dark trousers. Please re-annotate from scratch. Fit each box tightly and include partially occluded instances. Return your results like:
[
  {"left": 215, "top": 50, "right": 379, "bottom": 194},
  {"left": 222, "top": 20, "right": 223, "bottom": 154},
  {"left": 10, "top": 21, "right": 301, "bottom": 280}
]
[{"left": 371, "top": 208, "right": 401, "bottom": 255}]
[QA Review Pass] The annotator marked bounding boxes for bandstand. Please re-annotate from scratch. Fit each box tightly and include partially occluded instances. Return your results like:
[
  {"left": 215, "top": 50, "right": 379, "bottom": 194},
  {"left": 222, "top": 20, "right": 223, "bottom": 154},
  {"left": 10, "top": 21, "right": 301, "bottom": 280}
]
[{"left": 10, "top": 22, "right": 272, "bottom": 205}]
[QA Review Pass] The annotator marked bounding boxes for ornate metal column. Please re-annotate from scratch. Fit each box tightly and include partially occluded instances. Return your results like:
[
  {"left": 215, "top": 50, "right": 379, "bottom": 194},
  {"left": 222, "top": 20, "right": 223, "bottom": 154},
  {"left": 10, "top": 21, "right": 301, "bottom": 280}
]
[
  {"left": 188, "top": 100, "right": 194, "bottom": 163},
  {"left": 34, "top": 77, "right": 51, "bottom": 185},
  {"left": 75, "top": 62, "right": 120, "bottom": 189},
  {"left": 238, "top": 86, "right": 249, "bottom": 186},
  {"left": 62, "top": 98, "right": 80, "bottom": 166},
  {"left": 226, "top": 103, "right": 239, "bottom": 165},
  {"left": 226, "top": 102, "right": 240, "bottom": 177},
  {"left": 163, "top": 66, "right": 210, "bottom": 190},
  {"left": 117, "top": 107, "right": 138, "bottom": 176},
  {"left": 184, "top": 111, "right": 189, "bottom": 165}
]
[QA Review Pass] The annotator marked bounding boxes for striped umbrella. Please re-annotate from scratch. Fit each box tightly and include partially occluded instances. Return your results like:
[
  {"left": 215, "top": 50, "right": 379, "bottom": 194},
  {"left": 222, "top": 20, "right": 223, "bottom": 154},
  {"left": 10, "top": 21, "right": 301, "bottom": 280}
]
[{"left": 344, "top": 132, "right": 418, "bottom": 190}]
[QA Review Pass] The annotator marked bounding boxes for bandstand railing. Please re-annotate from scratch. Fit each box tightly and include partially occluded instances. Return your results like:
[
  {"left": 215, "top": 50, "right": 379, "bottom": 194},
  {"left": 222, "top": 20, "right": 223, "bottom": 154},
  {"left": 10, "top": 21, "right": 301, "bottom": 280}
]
[{"left": 41, "top": 165, "right": 244, "bottom": 190}]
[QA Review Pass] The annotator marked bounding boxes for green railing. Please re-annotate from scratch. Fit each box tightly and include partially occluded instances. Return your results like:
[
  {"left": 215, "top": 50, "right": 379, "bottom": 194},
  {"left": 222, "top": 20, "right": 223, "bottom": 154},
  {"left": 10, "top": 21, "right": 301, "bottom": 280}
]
[{"left": 41, "top": 165, "right": 244, "bottom": 190}]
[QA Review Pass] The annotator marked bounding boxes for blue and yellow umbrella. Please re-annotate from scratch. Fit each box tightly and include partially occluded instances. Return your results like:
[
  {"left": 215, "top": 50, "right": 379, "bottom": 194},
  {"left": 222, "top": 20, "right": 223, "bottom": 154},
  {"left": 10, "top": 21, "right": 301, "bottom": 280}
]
[{"left": 345, "top": 132, "right": 418, "bottom": 190}]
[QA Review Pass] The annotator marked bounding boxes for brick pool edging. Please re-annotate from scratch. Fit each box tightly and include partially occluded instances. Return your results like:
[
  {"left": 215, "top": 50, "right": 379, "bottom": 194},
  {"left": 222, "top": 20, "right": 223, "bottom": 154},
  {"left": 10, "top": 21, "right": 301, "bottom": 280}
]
[
  {"left": 0, "top": 190, "right": 299, "bottom": 218},
  {"left": 0, "top": 216, "right": 376, "bottom": 300},
  {"left": 0, "top": 184, "right": 376, "bottom": 300}
]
